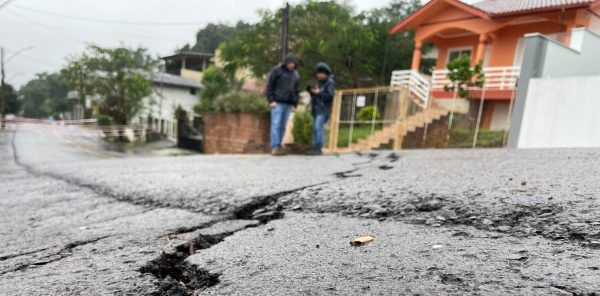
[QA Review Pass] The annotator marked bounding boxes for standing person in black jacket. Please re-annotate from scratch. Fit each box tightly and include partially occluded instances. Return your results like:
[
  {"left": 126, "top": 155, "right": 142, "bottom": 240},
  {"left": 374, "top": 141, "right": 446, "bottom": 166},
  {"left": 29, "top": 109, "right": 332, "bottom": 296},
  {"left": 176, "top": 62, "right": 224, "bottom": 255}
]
[
  {"left": 266, "top": 53, "right": 300, "bottom": 156},
  {"left": 307, "top": 62, "right": 335, "bottom": 155}
]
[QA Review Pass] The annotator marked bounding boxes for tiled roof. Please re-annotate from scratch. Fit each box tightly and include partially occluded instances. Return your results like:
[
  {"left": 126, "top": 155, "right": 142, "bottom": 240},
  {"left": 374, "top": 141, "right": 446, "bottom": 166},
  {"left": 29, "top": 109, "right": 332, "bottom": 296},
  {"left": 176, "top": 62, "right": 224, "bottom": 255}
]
[
  {"left": 148, "top": 72, "right": 202, "bottom": 89},
  {"left": 472, "top": 0, "right": 595, "bottom": 15},
  {"left": 96, "top": 70, "right": 202, "bottom": 89}
]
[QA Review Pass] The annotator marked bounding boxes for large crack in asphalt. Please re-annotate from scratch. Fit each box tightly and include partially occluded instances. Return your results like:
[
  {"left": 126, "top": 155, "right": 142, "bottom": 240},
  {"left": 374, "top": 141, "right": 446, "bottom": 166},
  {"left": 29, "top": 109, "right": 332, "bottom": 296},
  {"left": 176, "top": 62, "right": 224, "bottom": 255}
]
[{"left": 139, "top": 186, "right": 316, "bottom": 295}]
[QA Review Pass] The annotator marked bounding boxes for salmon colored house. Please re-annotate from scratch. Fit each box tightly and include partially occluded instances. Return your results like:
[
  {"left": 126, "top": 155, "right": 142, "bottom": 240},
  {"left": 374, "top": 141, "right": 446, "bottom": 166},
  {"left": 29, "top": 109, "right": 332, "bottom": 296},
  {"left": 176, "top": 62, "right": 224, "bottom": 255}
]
[{"left": 389, "top": 0, "right": 600, "bottom": 130}]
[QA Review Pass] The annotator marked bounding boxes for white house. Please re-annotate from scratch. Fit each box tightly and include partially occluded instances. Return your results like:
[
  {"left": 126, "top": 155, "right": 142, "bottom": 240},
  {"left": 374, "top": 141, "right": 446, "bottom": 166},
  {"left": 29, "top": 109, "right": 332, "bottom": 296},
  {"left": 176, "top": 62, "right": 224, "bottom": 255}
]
[{"left": 138, "top": 72, "right": 202, "bottom": 141}]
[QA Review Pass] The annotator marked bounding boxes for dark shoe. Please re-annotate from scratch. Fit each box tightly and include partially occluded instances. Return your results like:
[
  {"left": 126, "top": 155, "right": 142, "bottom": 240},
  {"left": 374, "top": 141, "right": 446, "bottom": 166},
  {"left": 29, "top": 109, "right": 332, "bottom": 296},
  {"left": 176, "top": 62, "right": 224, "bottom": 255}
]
[
  {"left": 305, "top": 149, "right": 322, "bottom": 156},
  {"left": 272, "top": 148, "right": 285, "bottom": 156}
]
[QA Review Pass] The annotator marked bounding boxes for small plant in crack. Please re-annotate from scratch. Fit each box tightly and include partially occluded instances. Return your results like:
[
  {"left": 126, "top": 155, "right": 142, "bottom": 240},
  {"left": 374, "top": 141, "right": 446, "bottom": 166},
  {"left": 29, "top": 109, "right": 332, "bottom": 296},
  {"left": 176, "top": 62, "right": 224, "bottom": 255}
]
[{"left": 140, "top": 233, "right": 227, "bottom": 295}]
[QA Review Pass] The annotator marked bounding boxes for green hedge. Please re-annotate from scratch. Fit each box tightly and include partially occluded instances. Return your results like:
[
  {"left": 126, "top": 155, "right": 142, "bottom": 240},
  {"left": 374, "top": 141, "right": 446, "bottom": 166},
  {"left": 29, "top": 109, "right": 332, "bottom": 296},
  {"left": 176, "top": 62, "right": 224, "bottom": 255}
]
[
  {"left": 195, "top": 90, "right": 269, "bottom": 115},
  {"left": 96, "top": 114, "right": 113, "bottom": 126}
]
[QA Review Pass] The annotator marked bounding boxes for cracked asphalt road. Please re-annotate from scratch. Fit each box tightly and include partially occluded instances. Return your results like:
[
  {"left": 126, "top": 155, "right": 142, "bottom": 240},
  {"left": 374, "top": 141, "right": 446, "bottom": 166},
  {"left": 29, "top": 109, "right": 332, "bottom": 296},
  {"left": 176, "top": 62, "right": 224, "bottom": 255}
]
[{"left": 1, "top": 124, "right": 599, "bottom": 295}]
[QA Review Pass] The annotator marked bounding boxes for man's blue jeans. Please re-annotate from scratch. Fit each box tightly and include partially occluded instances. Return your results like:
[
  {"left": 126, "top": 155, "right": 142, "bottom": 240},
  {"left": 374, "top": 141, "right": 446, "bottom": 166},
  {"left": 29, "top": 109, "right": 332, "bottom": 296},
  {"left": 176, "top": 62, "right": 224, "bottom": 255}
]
[
  {"left": 313, "top": 114, "right": 329, "bottom": 150},
  {"left": 270, "top": 102, "right": 293, "bottom": 149}
]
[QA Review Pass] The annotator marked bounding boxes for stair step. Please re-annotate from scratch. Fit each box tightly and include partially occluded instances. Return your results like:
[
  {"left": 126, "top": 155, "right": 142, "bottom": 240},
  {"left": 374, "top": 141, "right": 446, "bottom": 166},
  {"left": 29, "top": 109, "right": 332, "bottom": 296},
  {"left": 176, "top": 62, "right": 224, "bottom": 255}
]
[{"left": 343, "top": 108, "right": 450, "bottom": 151}]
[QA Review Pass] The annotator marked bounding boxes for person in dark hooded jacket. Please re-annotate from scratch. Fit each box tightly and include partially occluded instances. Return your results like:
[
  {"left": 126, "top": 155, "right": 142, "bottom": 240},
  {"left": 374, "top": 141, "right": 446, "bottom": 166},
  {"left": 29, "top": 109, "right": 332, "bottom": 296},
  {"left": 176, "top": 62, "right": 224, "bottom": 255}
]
[
  {"left": 306, "top": 62, "right": 335, "bottom": 155},
  {"left": 266, "top": 53, "right": 300, "bottom": 156}
]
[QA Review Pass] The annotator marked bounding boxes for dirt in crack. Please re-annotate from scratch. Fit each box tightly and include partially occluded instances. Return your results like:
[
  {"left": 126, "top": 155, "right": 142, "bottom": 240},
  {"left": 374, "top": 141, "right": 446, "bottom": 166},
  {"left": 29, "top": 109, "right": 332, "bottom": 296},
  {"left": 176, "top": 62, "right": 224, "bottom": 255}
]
[
  {"left": 140, "top": 189, "right": 302, "bottom": 295},
  {"left": 140, "top": 232, "right": 227, "bottom": 296}
]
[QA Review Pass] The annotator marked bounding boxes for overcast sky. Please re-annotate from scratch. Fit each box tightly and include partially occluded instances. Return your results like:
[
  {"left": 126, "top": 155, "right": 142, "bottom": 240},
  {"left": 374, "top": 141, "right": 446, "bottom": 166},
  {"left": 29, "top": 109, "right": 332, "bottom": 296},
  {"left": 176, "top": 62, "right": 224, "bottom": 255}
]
[{"left": 0, "top": 0, "right": 476, "bottom": 87}]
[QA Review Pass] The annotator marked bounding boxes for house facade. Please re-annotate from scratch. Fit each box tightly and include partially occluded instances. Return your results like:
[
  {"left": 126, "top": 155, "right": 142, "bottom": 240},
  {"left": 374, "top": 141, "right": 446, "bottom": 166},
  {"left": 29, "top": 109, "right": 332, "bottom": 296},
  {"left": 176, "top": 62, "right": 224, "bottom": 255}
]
[
  {"left": 139, "top": 72, "right": 202, "bottom": 141},
  {"left": 390, "top": 0, "right": 600, "bottom": 130}
]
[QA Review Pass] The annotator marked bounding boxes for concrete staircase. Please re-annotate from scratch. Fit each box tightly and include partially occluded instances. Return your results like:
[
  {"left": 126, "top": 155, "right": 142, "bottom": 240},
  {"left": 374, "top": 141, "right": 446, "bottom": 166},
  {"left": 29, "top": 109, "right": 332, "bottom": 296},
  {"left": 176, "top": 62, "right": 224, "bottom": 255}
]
[{"left": 346, "top": 107, "right": 449, "bottom": 151}]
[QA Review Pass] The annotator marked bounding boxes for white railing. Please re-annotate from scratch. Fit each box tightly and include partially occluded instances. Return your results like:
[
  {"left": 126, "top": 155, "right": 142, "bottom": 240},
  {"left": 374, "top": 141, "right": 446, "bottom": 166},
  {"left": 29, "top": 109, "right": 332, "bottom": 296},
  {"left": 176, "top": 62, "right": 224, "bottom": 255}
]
[
  {"left": 431, "top": 66, "right": 520, "bottom": 91},
  {"left": 391, "top": 70, "right": 431, "bottom": 107}
]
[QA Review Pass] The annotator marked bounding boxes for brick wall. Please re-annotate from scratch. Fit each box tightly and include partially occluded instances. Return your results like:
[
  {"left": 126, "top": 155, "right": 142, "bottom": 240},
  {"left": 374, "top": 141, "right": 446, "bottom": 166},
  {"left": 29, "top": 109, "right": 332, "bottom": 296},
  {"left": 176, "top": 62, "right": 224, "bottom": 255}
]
[{"left": 202, "top": 113, "right": 271, "bottom": 154}]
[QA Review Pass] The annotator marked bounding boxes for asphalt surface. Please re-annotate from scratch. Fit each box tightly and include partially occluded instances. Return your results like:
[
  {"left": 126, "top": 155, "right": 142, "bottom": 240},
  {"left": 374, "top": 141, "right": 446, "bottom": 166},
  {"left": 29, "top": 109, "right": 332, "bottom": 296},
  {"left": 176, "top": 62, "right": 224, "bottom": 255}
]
[{"left": 1, "top": 124, "right": 599, "bottom": 295}]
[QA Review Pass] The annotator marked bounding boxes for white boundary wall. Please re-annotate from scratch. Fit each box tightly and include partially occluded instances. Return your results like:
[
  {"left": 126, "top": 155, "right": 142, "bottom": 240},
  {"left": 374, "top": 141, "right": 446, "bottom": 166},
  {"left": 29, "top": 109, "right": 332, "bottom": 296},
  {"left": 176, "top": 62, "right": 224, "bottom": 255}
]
[{"left": 517, "top": 75, "right": 600, "bottom": 148}]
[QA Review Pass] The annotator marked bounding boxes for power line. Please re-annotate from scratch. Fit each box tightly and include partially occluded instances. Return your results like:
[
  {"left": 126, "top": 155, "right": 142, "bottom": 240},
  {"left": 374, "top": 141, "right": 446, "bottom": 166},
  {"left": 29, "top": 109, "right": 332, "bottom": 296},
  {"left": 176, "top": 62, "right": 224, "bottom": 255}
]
[
  {"left": 3, "top": 47, "right": 60, "bottom": 67},
  {"left": 12, "top": 3, "right": 204, "bottom": 26},
  {"left": 6, "top": 8, "right": 88, "bottom": 45},
  {"left": 2, "top": 18, "right": 189, "bottom": 44},
  {"left": 0, "top": 0, "right": 15, "bottom": 10}
]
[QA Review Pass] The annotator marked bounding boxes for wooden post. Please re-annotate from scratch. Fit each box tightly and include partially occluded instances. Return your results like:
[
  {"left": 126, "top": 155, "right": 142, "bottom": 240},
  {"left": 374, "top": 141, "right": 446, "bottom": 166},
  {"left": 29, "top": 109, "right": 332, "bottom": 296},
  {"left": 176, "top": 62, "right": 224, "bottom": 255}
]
[
  {"left": 502, "top": 89, "right": 517, "bottom": 147},
  {"left": 472, "top": 88, "right": 487, "bottom": 148},
  {"left": 328, "top": 91, "right": 342, "bottom": 152},
  {"left": 393, "top": 86, "right": 410, "bottom": 150}
]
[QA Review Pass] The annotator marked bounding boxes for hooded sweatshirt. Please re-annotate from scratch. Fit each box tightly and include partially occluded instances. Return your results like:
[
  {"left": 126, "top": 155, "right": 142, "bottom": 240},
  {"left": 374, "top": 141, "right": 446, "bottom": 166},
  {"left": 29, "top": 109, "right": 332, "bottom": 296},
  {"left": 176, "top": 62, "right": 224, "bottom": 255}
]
[
  {"left": 310, "top": 63, "right": 335, "bottom": 117},
  {"left": 266, "top": 54, "right": 301, "bottom": 107}
]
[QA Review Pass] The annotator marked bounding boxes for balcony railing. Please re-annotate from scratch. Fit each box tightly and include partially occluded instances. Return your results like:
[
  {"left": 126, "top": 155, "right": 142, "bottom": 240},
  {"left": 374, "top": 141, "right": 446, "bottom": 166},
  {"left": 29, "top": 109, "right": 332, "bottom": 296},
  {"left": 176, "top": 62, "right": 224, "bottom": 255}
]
[
  {"left": 390, "top": 70, "right": 431, "bottom": 107},
  {"left": 432, "top": 66, "right": 520, "bottom": 91},
  {"left": 392, "top": 66, "right": 521, "bottom": 107}
]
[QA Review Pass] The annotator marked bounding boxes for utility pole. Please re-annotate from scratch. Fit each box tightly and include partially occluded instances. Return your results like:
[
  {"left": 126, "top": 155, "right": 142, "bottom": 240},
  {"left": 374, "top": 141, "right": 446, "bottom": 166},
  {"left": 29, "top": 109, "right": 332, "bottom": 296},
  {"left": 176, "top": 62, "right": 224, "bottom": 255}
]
[
  {"left": 0, "top": 0, "right": 14, "bottom": 129},
  {"left": 1, "top": 47, "right": 5, "bottom": 129},
  {"left": 1, "top": 47, "right": 5, "bottom": 86},
  {"left": 280, "top": 3, "right": 290, "bottom": 61}
]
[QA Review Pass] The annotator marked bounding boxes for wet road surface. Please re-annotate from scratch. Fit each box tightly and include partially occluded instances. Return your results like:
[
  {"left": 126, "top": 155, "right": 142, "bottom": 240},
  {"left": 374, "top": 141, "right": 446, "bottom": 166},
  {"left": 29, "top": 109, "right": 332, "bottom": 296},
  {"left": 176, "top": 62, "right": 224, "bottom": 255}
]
[{"left": 1, "top": 125, "right": 599, "bottom": 295}]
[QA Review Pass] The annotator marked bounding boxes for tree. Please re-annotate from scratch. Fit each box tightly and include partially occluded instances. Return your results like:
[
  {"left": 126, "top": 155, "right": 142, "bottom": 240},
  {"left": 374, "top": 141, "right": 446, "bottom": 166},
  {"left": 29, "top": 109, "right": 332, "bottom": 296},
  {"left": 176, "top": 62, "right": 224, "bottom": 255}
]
[
  {"left": 357, "top": 0, "right": 422, "bottom": 82},
  {"left": 61, "top": 45, "right": 158, "bottom": 124},
  {"left": 443, "top": 54, "right": 485, "bottom": 98},
  {"left": 219, "top": 0, "right": 422, "bottom": 88},
  {"left": 19, "top": 73, "right": 71, "bottom": 118},
  {"left": 0, "top": 84, "right": 19, "bottom": 115},
  {"left": 180, "top": 22, "right": 252, "bottom": 53},
  {"left": 200, "top": 66, "right": 231, "bottom": 101}
]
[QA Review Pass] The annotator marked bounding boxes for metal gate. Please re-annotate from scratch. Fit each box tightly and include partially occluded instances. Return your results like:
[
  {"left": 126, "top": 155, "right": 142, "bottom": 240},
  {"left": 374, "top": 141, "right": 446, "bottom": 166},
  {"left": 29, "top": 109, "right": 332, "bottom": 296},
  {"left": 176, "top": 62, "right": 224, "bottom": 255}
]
[{"left": 327, "top": 86, "right": 413, "bottom": 152}]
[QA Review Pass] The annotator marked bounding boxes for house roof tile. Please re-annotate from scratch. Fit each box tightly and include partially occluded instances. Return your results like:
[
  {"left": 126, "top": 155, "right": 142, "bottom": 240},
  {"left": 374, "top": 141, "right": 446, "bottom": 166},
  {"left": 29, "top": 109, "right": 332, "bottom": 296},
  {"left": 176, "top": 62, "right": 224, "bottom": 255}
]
[
  {"left": 472, "top": 0, "right": 595, "bottom": 15},
  {"left": 148, "top": 72, "right": 202, "bottom": 89}
]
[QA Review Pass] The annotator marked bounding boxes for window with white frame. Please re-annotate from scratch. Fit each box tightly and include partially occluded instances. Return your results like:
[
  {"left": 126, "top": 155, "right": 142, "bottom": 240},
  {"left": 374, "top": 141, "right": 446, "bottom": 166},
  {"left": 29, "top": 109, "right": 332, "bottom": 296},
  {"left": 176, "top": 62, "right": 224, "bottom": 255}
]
[{"left": 447, "top": 47, "right": 472, "bottom": 64}]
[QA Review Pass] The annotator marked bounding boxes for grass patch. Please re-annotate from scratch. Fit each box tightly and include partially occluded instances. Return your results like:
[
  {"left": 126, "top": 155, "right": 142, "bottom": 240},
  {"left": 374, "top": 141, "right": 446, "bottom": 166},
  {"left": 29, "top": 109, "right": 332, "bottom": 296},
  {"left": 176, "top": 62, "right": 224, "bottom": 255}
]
[
  {"left": 336, "top": 124, "right": 382, "bottom": 148},
  {"left": 450, "top": 128, "right": 505, "bottom": 148}
]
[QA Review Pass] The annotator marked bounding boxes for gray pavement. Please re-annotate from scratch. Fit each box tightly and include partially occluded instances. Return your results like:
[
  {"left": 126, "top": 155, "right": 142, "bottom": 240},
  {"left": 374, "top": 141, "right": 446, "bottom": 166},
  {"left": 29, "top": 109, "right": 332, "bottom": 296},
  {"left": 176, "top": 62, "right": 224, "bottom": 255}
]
[{"left": 1, "top": 125, "right": 599, "bottom": 295}]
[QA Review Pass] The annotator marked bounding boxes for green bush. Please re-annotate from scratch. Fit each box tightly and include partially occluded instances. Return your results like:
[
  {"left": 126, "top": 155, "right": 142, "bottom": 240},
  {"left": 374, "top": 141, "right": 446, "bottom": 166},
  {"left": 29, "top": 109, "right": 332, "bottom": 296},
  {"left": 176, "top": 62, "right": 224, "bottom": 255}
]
[
  {"left": 357, "top": 105, "right": 382, "bottom": 123},
  {"left": 193, "top": 99, "right": 212, "bottom": 114},
  {"left": 96, "top": 114, "right": 113, "bottom": 126},
  {"left": 292, "top": 109, "right": 313, "bottom": 145},
  {"left": 449, "top": 128, "right": 505, "bottom": 148},
  {"left": 211, "top": 90, "right": 270, "bottom": 114}
]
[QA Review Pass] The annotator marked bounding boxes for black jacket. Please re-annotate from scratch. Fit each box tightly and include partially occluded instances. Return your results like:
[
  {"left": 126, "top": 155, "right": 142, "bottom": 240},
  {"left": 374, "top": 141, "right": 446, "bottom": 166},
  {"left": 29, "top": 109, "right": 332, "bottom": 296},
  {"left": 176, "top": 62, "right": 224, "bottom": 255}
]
[
  {"left": 310, "top": 77, "right": 335, "bottom": 117},
  {"left": 266, "top": 65, "right": 300, "bottom": 107}
]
